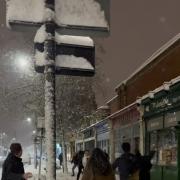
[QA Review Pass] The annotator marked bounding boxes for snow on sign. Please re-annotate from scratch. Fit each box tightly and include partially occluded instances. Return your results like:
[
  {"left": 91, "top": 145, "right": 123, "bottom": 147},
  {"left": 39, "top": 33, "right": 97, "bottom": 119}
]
[
  {"left": 34, "top": 31, "right": 95, "bottom": 76},
  {"left": 6, "top": 0, "right": 110, "bottom": 37}
]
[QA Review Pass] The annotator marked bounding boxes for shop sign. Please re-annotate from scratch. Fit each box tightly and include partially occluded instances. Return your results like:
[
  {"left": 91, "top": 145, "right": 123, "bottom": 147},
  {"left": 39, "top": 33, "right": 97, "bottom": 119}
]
[
  {"left": 164, "top": 112, "right": 177, "bottom": 128},
  {"left": 144, "top": 88, "right": 180, "bottom": 115},
  {"left": 147, "top": 116, "right": 163, "bottom": 131},
  {"left": 145, "top": 97, "right": 169, "bottom": 114}
]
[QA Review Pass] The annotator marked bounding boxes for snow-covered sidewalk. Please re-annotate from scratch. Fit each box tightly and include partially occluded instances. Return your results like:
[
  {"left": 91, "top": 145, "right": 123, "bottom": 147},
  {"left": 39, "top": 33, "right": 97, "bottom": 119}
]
[{"left": 1, "top": 161, "right": 119, "bottom": 180}]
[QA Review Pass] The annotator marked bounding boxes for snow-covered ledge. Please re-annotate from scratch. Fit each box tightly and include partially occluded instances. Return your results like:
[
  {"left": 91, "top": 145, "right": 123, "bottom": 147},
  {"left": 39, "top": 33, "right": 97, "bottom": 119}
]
[{"left": 6, "top": 0, "right": 109, "bottom": 29}]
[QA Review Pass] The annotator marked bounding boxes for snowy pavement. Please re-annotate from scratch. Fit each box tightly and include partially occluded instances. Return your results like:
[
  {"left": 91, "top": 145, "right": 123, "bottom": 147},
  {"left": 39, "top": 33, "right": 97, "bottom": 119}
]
[{"left": 0, "top": 161, "right": 119, "bottom": 180}]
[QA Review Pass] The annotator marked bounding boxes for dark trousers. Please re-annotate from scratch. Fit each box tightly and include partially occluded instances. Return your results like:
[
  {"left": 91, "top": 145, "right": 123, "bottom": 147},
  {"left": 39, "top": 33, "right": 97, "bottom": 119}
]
[
  {"left": 77, "top": 165, "right": 83, "bottom": 180},
  {"left": 72, "top": 164, "right": 77, "bottom": 175}
]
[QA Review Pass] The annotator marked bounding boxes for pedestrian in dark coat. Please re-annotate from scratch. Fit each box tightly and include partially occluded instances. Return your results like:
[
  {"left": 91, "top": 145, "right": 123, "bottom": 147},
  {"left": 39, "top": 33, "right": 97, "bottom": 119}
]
[
  {"left": 112, "top": 142, "right": 136, "bottom": 180},
  {"left": 137, "top": 151, "right": 155, "bottom": 180},
  {"left": 71, "top": 152, "right": 78, "bottom": 176},
  {"left": 76, "top": 150, "right": 85, "bottom": 180},
  {"left": 58, "top": 152, "right": 63, "bottom": 169},
  {"left": 82, "top": 148, "right": 115, "bottom": 180},
  {"left": 1, "top": 143, "right": 32, "bottom": 180}
]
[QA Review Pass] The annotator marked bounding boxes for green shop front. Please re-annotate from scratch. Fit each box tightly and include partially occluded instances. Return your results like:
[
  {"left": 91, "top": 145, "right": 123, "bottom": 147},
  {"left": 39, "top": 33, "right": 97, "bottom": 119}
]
[{"left": 142, "top": 79, "right": 180, "bottom": 180}]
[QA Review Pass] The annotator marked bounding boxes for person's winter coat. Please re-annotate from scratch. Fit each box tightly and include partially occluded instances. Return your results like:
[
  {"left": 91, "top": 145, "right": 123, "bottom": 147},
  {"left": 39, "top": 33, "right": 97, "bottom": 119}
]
[
  {"left": 58, "top": 153, "right": 63, "bottom": 162},
  {"left": 112, "top": 153, "right": 135, "bottom": 180},
  {"left": 81, "top": 164, "right": 115, "bottom": 180},
  {"left": 138, "top": 155, "right": 152, "bottom": 180},
  {"left": 71, "top": 153, "right": 78, "bottom": 165},
  {"left": 1, "top": 153, "right": 25, "bottom": 180},
  {"left": 77, "top": 151, "right": 84, "bottom": 168}
]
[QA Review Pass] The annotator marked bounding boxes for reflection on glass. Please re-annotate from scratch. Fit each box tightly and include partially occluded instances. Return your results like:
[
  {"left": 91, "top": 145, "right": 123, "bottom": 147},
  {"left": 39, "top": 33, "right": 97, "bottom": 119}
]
[{"left": 150, "top": 130, "right": 177, "bottom": 166}]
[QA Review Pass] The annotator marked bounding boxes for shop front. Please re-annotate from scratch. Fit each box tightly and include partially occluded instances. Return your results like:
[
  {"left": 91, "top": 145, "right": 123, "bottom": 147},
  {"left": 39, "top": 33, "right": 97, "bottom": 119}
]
[
  {"left": 110, "top": 103, "right": 140, "bottom": 158},
  {"left": 142, "top": 78, "right": 180, "bottom": 180},
  {"left": 96, "top": 120, "right": 110, "bottom": 154},
  {"left": 83, "top": 127, "right": 95, "bottom": 152}
]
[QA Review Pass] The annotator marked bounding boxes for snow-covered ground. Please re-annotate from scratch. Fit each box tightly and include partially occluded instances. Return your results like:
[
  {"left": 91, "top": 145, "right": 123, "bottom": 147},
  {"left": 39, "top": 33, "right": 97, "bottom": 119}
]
[{"left": 0, "top": 160, "right": 119, "bottom": 180}]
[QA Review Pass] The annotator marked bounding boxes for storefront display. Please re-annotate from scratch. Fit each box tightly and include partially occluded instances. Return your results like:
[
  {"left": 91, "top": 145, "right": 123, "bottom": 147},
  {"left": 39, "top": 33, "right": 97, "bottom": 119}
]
[{"left": 142, "top": 79, "right": 180, "bottom": 180}]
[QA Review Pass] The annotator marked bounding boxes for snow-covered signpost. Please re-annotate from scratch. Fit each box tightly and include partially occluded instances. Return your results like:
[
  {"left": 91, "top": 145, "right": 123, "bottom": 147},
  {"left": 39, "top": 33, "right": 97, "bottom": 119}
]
[{"left": 6, "top": 0, "right": 109, "bottom": 179}]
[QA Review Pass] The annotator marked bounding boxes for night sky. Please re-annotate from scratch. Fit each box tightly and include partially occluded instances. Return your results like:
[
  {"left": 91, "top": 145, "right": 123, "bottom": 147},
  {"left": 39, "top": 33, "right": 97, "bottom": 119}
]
[{"left": 0, "top": 0, "right": 180, "bottom": 146}]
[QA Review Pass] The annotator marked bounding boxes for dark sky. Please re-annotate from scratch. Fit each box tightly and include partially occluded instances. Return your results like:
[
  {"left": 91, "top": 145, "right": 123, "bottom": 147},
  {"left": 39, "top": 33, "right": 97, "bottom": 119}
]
[
  {"left": 98, "top": 0, "right": 180, "bottom": 103},
  {"left": 0, "top": 0, "right": 180, "bottom": 146}
]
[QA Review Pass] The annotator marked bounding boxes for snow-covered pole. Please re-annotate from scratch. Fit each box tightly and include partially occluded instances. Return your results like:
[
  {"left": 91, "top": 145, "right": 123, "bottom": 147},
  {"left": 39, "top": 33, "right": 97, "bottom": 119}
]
[{"left": 44, "top": 0, "right": 56, "bottom": 179}]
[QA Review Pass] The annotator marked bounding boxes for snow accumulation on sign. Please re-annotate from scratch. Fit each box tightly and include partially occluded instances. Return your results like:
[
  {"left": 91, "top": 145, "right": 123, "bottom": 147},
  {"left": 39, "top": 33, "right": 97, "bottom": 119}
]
[
  {"left": 56, "top": 55, "right": 94, "bottom": 70},
  {"left": 55, "top": 34, "right": 94, "bottom": 47},
  {"left": 6, "top": 0, "right": 110, "bottom": 36},
  {"left": 6, "top": 0, "right": 45, "bottom": 24},
  {"left": 55, "top": 0, "right": 108, "bottom": 28}
]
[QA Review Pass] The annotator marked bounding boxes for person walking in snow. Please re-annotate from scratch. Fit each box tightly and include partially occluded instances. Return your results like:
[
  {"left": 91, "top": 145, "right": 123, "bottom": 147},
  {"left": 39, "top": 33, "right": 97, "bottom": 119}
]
[
  {"left": 71, "top": 152, "right": 79, "bottom": 176},
  {"left": 1, "top": 143, "right": 33, "bottom": 180},
  {"left": 82, "top": 148, "right": 115, "bottom": 180},
  {"left": 58, "top": 152, "right": 63, "bottom": 169},
  {"left": 76, "top": 150, "right": 85, "bottom": 180}
]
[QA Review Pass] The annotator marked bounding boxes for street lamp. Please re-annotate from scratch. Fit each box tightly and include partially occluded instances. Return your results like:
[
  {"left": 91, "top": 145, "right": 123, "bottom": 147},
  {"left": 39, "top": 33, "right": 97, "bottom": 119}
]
[{"left": 27, "top": 117, "right": 32, "bottom": 123}]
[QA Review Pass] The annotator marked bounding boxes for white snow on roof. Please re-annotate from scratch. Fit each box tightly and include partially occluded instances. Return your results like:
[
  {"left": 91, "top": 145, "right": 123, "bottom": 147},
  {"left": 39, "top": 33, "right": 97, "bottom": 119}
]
[
  {"left": 115, "top": 33, "right": 180, "bottom": 90},
  {"left": 56, "top": 55, "right": 94, "bottom": 70},
  {"left": 106, "top": 95, "right": 118, "bottom": 104},
  {"left": 55, "top": 0, "right": 108, "bottom": 28},
  {"left": 55, "top": 33, "right": 94, "bottom": 47},
  {"left": 107, "top": 102, "right": 137, "bottom": 119},
  {"left": 6, "top": 0, "right": 45, "bottom": 25},
  {"left": 80, "top": 119, "right": 107, "bottom": 132},
  {"left": 140, "top": 76, "right": 180, "bottom": 101},
  {"left": 97, "top": 105, "right": 109, "bottom": 110},
  {"left": 6, "top": 0, "right": 109, "bottom": 28},
  {"left": 171, "top": 76, "right": 180, "bottom": 85}
]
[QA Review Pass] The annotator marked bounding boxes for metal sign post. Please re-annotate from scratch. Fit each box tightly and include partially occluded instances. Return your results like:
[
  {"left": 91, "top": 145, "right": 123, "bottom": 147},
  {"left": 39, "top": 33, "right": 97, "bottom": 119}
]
[{"left": 44, "top": 19, "right": 56, "bottom": 180}]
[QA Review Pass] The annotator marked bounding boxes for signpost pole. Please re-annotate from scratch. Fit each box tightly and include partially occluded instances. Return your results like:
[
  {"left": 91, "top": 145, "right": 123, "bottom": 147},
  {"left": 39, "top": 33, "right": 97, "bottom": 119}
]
[{"left": 44, "top": 0, "right": 56, "bottom": 179}]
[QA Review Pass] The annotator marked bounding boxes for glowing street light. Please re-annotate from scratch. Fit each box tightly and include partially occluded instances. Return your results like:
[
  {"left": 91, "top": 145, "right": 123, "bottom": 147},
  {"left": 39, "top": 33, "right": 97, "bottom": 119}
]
[
  {"left": 27, "top": 117, "right": 32, "bottom": 123},
  {"left": 13, "top": 52, "right": 32, "bottom": 75}
]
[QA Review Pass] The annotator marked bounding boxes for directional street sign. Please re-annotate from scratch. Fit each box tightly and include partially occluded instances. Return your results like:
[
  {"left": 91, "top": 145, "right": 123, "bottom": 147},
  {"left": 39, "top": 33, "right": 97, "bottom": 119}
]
[
  {"left": 34, "top": 34, "right": 95, "bottom": 76},
  {"left": 6, "top": 0, "right": 110, "bottom": 37}
]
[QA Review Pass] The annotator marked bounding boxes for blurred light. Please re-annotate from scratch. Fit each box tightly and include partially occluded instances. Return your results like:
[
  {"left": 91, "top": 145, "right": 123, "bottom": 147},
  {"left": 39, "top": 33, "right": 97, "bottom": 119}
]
[
  {"left": 15, "top": 53, "right": 30, "bottom": 70},
  {"left": 33, "top": 130, "right": 36, "bottom": 134},
  {"left": 27, "top": 117, "right": 32, "bottom": 123}
]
